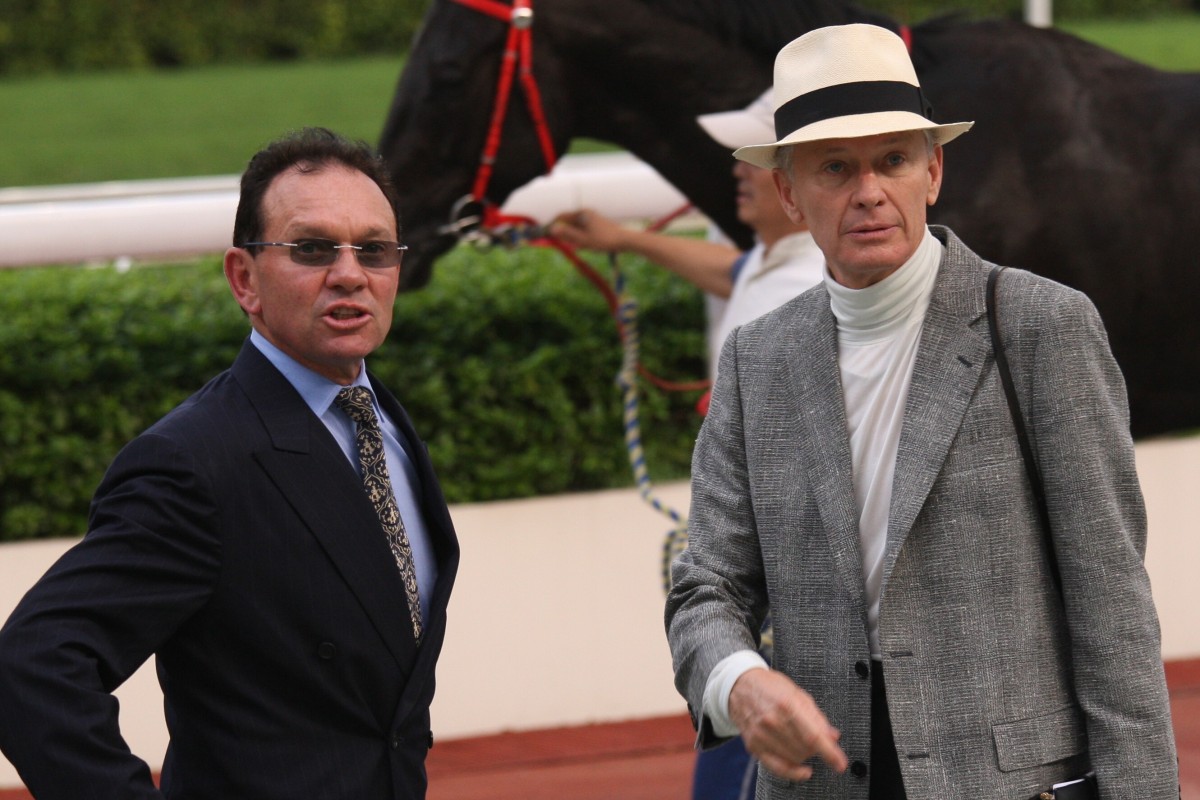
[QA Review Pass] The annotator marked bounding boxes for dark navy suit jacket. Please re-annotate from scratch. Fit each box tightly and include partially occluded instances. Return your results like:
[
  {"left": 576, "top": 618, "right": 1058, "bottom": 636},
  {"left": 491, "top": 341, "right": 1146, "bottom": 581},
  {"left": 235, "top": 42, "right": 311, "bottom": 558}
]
[{"left": 0, "top": 341, "right": 460, "bottom": 799}]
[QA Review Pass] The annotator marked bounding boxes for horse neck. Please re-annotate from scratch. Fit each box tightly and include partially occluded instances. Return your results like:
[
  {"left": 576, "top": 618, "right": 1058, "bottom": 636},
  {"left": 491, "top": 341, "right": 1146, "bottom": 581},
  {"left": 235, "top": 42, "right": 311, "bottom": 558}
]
[
  {"left": 639, "top": 0, "right": 899, "bottom": 59},
  {"left": 546, "top": 0, "right": 767, "bottom": 141},
  {"left": 540, "top": 0, "right": 765, "bottom": 244}
]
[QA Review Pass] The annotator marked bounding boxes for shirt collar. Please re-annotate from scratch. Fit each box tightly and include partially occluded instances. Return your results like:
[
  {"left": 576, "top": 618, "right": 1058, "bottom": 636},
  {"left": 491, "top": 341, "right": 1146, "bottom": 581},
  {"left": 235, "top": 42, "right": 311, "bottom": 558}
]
[
  {"left": 824, "top": 226, "right": 943, "bottom": 340},
  {"left": 249, "top": 329, "right": 373, "bottom": 418}
]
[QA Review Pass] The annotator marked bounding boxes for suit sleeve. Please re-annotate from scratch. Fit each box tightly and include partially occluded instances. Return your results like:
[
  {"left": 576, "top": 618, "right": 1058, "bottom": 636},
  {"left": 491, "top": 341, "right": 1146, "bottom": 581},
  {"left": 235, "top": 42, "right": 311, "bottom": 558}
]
[
  {"left": 1013, "top": 278, "right": 1179, "bottom": 798},
  {"left": 665, "top": 327, "right": 769, "bottom": 746},
  {"left": 0, "top": 431, "right": 223, "bottom": 800}
]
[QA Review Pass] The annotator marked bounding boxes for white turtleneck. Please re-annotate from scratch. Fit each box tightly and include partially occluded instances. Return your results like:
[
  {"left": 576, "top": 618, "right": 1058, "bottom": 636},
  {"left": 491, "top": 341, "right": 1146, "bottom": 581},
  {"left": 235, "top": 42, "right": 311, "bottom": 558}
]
[
  {"left": 700, "top": 227, "right": 945, "bottom": 737},
  {"left": 825, "top": 226, "right": 943, "bottom": 659}
]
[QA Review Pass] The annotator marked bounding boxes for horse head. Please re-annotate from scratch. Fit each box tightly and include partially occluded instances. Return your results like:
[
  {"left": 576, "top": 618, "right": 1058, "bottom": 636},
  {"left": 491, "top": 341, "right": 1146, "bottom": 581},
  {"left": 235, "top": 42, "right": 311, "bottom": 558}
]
[
  {"left": 379, "top": 0, "right": 770, "bottom": 289},
  {"left": 378, "top": 0, "right": 562, "bottom": 289}
]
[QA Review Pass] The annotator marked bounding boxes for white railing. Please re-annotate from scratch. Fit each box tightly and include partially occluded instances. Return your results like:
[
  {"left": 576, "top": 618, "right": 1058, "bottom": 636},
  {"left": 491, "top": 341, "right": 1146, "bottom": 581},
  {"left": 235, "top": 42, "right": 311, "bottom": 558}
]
[{"left": 0, "top": 152, "right": 693, "bottom": 268}]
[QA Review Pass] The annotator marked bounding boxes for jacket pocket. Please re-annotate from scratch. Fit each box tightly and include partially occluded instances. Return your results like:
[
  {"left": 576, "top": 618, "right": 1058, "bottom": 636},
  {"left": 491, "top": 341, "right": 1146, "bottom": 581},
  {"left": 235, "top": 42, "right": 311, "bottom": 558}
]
[{"left": 992, "top": 704, "right": 1087, "bottom": 772}]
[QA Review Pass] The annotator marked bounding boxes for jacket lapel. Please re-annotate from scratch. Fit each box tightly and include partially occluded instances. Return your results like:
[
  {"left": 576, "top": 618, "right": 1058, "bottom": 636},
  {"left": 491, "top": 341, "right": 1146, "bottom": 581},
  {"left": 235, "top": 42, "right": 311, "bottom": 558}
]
[
  {"left": 786, "top": 293, "right": 867, "bottom": 609},
  {"left": 231, "top": 343, "right": 418, "bottom": 674},
  {"left": 882, "top": 230, "right": 991, "bottom": 582}
]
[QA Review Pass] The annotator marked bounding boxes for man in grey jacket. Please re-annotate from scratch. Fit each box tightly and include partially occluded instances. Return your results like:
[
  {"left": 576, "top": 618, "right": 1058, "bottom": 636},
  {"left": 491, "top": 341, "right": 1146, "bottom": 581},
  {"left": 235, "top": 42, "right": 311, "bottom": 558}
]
[{"left": 665, "top": 23, "right": 1178, "bottom": 800}]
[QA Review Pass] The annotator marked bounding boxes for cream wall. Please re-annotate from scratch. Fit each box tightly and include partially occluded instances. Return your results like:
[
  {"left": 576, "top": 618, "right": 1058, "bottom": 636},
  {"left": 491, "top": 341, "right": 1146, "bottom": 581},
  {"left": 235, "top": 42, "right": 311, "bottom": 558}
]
[{"left": 1, "top": 437, "right": 1196, "bottom": 788}]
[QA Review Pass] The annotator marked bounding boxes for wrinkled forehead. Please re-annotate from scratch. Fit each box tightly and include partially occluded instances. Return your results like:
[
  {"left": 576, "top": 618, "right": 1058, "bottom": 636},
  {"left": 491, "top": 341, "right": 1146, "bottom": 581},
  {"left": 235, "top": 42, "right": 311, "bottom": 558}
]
[{"left": 261, "top": 165, "right": 398, "bottom": 238}]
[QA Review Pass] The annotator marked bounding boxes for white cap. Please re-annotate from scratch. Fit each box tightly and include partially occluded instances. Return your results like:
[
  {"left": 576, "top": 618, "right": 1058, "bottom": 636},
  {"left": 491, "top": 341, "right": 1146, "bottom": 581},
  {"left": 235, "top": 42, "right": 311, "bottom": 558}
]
[{"left": 696, "top": 90, "right": 775, "bottom": 151}]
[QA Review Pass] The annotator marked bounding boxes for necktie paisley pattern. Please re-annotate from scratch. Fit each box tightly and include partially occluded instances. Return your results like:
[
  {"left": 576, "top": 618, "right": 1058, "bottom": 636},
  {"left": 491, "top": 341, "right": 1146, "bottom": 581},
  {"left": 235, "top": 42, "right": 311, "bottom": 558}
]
[{"left": 335, "top": 386, "right": 423, "bottom": 642}]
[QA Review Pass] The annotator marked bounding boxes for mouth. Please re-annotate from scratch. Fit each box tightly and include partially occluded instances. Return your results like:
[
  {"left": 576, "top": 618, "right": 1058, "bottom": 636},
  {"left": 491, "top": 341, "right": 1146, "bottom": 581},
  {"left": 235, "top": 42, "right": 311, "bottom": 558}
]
[
  {"left": 846, "top": 222, "right": 896, "bottom": 238},
  {"left": 324, "top": 305, "right": 372, "bottom": 327}
]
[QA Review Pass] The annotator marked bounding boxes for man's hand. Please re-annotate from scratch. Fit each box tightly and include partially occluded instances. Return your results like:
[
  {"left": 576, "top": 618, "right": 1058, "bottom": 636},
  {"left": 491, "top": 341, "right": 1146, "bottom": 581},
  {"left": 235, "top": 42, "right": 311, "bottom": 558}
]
[
  {"left": 729, "top": 668, "right": 849, "bottom": 781},
  {"left": 547, "top": 209, "right": 629, "bottom": 253}
]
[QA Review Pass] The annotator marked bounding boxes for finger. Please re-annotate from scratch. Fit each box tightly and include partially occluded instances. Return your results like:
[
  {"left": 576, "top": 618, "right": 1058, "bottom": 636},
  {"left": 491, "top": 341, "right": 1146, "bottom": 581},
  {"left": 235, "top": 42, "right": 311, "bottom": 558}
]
[
  {"left": 757, "top": 752, "right": 814, "bottom": 783},
  {"left": 809, "top": 729, "right": 849, "bottom": 773}
]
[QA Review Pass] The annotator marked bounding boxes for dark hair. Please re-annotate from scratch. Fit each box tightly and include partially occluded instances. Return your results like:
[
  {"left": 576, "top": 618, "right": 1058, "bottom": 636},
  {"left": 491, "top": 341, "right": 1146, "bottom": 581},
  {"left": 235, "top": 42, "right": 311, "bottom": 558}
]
[{"left": 232, "top": 127, "right": 401, "bottom": 250}]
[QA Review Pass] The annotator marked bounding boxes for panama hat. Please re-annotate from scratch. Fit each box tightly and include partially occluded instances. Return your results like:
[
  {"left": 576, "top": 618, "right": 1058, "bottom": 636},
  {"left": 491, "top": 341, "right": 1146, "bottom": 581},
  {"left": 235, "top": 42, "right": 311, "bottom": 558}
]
[
  {"left": 696, "top": 90, "right": 775, "bottom": 150},
  {"left": 734, "top": 24, "right": 973, "bottom": 169}
]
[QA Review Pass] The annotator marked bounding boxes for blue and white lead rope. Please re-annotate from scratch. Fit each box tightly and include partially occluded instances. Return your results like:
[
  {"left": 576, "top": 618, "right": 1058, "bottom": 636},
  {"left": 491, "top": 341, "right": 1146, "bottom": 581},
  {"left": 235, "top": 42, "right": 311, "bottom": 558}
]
[
  {"left": 611, "top": 258, "right": 773, "bottom": 661},
  {"left": 610, "top": 258, "right": 691, "bottom": 594}
]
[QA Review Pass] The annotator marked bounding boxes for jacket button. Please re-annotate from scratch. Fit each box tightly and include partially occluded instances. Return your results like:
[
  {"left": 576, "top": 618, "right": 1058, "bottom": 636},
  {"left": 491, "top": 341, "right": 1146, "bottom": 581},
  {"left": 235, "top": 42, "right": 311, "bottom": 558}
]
[
  {"left": 391, "top": 734, "right": 403, "bottom": 750},
  {"left": 850, "top": 760, "right": 868, "bottom": 778},
  {"left": 854, "top": 660, "right": 870, "bottom": 679},
  {"left": 317, "top": 642, "right": 337, "bottom": 660}
]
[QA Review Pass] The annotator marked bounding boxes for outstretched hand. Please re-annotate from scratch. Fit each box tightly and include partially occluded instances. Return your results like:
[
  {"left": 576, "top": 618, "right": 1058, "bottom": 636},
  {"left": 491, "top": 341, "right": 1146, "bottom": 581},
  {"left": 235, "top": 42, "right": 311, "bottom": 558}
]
[
  {"left": 547, "top": 209, "right": 629, "bottom": 253},
  {"left": 729, "top": 668, "right": 849, "bottom": 782}
]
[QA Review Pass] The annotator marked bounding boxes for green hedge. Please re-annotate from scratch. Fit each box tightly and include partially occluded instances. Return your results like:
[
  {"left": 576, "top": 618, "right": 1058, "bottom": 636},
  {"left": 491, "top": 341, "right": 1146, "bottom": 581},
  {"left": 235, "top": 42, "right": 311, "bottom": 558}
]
[
  {"left": 0, "top": 246, "right": 707, "bottom": 541},
  {"left": 0, "top": 0, "right": 429, "bottom": 76}
]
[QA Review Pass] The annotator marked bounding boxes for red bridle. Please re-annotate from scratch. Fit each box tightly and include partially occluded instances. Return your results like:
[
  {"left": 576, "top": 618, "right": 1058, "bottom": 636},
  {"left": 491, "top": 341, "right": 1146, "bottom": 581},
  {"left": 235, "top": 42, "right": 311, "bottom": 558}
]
[
  {"left": 449, "top": 0, "right": 557, "bottom": 216},
  {"left": 446, "top": 0, "right": 707, "bottom": 394}
]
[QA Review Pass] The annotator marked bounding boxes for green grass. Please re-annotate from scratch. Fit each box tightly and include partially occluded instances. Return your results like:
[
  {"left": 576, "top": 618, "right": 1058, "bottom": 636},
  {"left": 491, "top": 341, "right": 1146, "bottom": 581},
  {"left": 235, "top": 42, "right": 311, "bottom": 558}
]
[
  {"left": 0, "top": 13, "right": 1194, "bottom": 188},
  {"left": 0, "top": 56, "right": 615, "bottom": 189},
  {"left": 1061, "top": 12, "right": 1200, "bottom": 71},
  {"left": 0, "top": 56, "right": 406, "bottom": 187}
]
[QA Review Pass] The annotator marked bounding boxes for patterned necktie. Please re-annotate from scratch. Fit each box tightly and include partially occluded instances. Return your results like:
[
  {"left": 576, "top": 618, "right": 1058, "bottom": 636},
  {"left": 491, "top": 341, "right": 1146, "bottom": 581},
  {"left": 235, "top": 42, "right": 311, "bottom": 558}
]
[{"left": 335, "top": 386, "right": 423, "bottom": 642}]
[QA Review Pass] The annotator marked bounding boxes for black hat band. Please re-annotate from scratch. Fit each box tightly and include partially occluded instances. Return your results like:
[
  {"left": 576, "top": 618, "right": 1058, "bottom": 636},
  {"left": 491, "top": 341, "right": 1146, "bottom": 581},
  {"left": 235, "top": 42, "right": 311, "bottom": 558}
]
[{"left": 774, "top": 80, "right": 934, "bottom": 140}]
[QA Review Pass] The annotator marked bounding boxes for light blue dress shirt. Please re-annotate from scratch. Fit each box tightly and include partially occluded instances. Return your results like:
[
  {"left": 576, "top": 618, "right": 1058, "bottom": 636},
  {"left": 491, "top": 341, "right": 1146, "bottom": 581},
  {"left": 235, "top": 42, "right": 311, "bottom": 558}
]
[{"left": 249, "top": 330, "right": 438, "bottom": 628}]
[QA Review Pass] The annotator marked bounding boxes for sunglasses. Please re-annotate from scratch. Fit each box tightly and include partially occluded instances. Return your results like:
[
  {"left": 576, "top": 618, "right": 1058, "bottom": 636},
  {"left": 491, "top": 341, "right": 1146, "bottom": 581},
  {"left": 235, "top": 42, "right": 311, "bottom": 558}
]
[{"left": 241, "top": 238, "right": 408, "bottom": 269}]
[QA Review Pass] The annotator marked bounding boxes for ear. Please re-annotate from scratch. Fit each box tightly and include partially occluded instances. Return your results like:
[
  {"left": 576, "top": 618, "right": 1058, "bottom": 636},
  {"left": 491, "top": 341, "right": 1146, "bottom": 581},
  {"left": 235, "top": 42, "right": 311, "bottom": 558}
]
[
  {"left": 926, "top": 144, "right": 945, "bottom": 207},
  {"left": 224, "top": 247, "right": 261, "bottom": 317},
  {"left": 772, "top": 168, "right": 805, "bottom": 225}
]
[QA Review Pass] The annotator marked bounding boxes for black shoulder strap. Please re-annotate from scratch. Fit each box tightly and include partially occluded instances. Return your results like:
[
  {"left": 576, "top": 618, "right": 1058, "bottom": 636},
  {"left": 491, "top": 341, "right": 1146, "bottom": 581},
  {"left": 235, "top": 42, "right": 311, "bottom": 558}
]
[{"left": 986, "top": 266, "right": 1060, "bottom": 584}]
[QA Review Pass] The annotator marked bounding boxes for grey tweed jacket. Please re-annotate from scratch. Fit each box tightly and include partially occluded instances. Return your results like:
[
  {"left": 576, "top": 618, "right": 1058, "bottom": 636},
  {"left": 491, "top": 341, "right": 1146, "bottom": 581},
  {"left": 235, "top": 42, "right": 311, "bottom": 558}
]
[{"left": 666, "top": 227, "right": 1178, "bottom": 799}]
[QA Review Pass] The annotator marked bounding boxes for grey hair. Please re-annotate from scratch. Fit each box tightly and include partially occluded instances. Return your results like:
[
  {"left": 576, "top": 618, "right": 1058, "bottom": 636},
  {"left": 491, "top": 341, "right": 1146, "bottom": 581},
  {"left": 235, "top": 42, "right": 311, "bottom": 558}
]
[{"left": 773, "top": 145, "right": 795, "bottom": 176}]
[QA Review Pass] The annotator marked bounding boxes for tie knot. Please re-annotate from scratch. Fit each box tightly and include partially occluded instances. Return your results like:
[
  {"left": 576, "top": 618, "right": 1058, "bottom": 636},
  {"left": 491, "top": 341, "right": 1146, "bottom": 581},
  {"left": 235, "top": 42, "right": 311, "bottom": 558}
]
[{"left": 335, "top": 386, "right": 378, "bottom": 426}]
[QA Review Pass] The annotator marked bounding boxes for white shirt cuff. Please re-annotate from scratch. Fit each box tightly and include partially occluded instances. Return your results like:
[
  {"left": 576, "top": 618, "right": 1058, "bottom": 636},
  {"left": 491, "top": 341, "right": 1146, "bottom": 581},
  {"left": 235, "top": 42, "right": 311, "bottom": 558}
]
[{"left": 701, "top": 649, "right": 770, "bottom": 738}]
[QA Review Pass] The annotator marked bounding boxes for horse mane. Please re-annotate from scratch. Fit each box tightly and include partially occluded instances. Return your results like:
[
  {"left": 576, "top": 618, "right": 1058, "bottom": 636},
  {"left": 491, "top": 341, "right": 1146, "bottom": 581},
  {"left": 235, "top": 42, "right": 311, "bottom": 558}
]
[{"left": 639, "top": 0, "right": 901, "bottom": 60}]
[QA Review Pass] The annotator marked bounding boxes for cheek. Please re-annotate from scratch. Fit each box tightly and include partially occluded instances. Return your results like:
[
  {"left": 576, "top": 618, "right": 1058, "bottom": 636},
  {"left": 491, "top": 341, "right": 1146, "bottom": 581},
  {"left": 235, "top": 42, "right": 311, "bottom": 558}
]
[
  {"left": 795, "top": 194, "right": 831, "bottom": 228},
  {"left": 372, "top": 276, "right": 400, "bottom": 322}
]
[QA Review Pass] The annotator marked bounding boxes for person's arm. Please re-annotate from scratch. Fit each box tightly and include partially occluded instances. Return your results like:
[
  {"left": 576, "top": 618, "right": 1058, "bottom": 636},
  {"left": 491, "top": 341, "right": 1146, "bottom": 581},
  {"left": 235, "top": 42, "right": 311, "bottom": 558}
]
[
  {"left": 549, "top": 209, "right": 738, "bottom": 298},
  {"left": 665, "top": 327, "right": 847, "bottom": 780},
  {"left": 0, "top": 432, "right": 221, "bottom": 799},
  {"left": 1014, "top": 276, "right": 1178, "bottom": 798}
]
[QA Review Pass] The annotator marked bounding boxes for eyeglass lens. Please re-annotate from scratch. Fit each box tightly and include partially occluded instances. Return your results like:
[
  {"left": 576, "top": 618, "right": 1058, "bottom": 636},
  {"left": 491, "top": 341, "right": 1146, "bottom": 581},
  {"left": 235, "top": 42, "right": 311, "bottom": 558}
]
[{"left": 248, "top": 239, "right": 405, "bottom": 268}]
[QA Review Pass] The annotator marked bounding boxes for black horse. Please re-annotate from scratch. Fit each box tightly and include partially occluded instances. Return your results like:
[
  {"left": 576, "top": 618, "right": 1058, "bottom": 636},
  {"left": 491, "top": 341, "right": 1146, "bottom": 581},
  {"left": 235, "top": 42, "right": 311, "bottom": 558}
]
[{"left": 379, "top": 0, "right": 1200, "bottom": 439}]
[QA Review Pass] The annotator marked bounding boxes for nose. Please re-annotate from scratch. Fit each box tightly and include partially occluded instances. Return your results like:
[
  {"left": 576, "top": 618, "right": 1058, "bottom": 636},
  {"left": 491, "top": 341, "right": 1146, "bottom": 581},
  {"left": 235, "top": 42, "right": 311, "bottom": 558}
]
[
  {"left": 324, "top": 248, "right": 368, "bottom": 289},
  {"left": 851, "top": 168, "right": 886, "bottom": 208},
  {"left": 732, "top": 160, "right": 756, "bottom": 183}
]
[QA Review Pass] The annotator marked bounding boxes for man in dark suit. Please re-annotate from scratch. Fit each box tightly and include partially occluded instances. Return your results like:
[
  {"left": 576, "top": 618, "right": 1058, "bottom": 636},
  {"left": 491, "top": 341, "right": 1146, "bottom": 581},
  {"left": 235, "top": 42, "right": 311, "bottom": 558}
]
[
  {"left": 666, "top": 25, "right": 1178, "bottom": 799},
  {"left": 0, "top": 127, "right": 459, "bottom": 799}
]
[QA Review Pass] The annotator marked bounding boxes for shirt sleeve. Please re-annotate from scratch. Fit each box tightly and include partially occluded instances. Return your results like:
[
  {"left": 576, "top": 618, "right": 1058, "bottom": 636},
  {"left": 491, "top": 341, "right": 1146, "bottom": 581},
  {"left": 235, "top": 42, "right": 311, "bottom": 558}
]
[{"left": 702, "top": 649, "right": 770, "bottom": 737}]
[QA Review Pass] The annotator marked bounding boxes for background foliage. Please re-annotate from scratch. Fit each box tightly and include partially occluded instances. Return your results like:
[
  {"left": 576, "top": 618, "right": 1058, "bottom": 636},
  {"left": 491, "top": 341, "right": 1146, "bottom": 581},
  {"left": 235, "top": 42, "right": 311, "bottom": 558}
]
[
  {"left": 0, "top": 0, "right": 1192, "bottom": 76},
  {"left": 0, "top": 247, "right": 707, "bottom": 541},
  {"left": 0, "top": 0, "right": 428, "bottom": 75},
  {"left": 1, "top": 4, "right": 1195, "bottom": 541}
]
